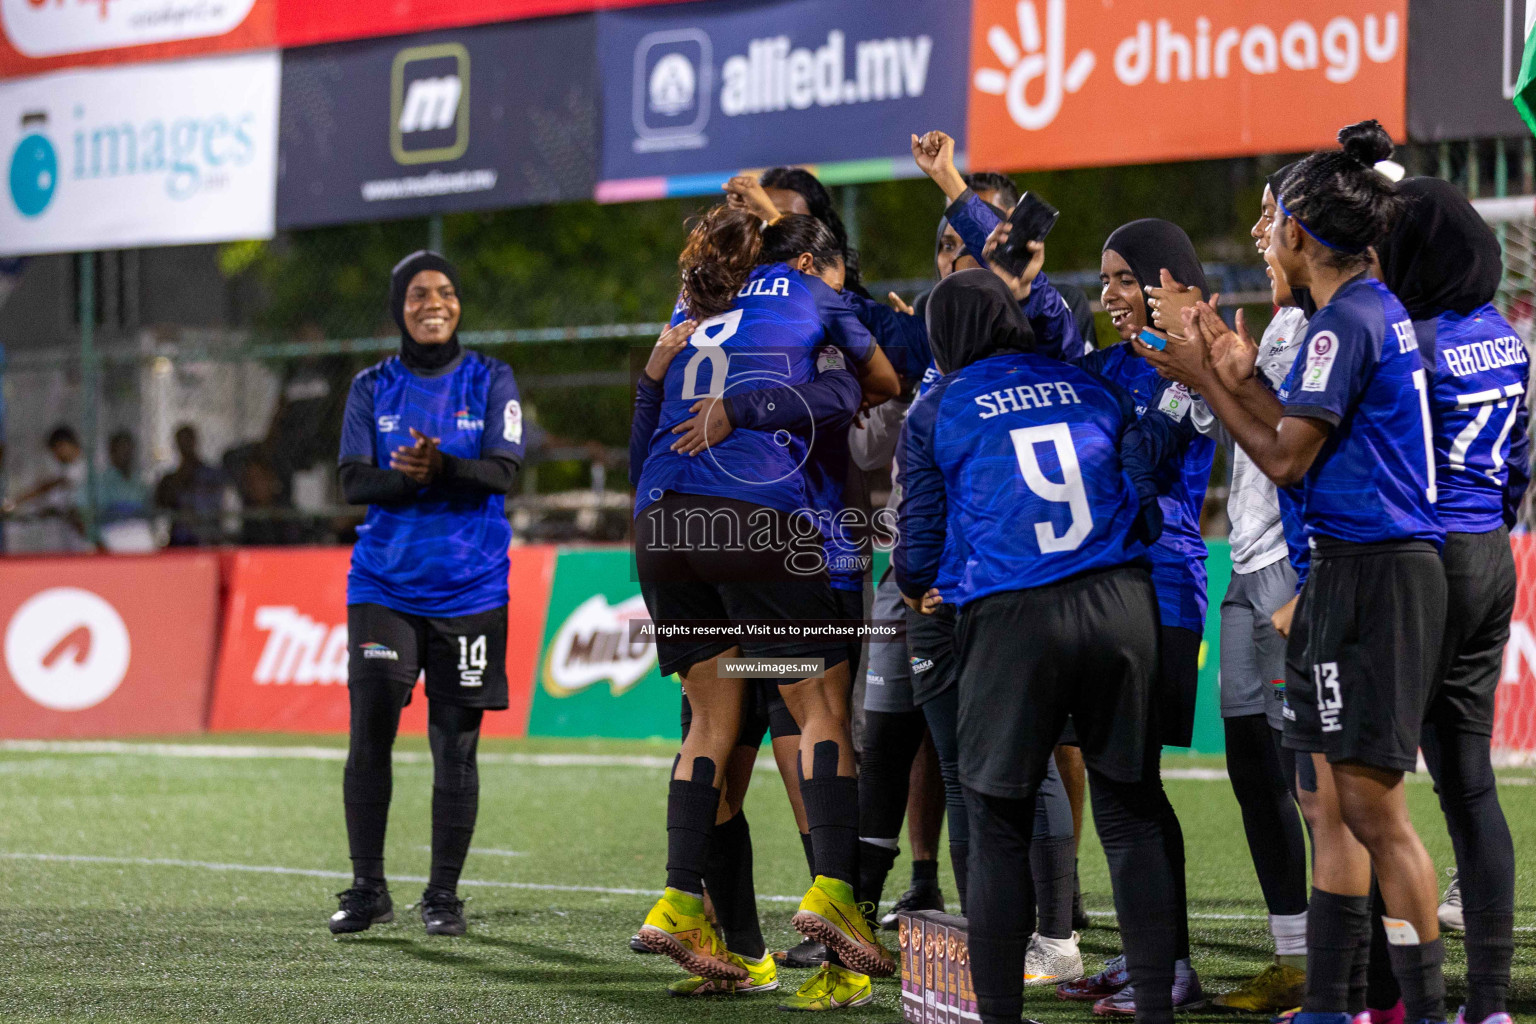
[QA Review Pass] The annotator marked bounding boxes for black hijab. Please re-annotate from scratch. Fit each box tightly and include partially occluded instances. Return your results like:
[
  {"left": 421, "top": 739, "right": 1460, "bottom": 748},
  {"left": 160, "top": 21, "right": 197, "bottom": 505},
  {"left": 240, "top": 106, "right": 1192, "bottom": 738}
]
[
  {"left": 1378, "top": 177, "right": 1502, "bottom": 321},
  {"left": 925, "top": 269, "right": 1036, "bottom": 373},
  {"left": 390, "top": 250, "right": 462, "bottom": 372},
  {"left": 1101, "top": 218, "right": 1210, "bottom": 308}
]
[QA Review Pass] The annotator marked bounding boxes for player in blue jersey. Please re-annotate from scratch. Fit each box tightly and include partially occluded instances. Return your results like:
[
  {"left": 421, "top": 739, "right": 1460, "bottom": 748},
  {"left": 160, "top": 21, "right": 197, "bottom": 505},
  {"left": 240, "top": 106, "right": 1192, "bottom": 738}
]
[
  {"left": 328, "top": 251, "right": 524, "bottom": 938},
  {"left": 633, "top": 206, "right": 901, "bottom": 1005},
  {"left": 1176, "top": 121, "right": 1450, "bottom": 1024},
  {"left": 896, "top": 269, "right": 1184, "bottom": 1024},
  {"left": 1373, "top": 178, "right": 1525, "bottom": 1024}
]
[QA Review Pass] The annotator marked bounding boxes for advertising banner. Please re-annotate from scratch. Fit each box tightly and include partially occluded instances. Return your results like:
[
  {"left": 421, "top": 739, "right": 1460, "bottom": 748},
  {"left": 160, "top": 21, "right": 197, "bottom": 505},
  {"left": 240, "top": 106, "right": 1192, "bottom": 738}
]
[
  {"left": 279, "top": 0, "right": 701, "bottom": 50},
  {"left": 0, "top": 0, "right": 275, "bottom": 79},
  {"left": 0, "top": 553, "right": 219, "bottom": 739},
  {"left": 207, "top": 546, "right": 555, "bottom": 736},
  {"left": 1407, "top": 0, "right": 1528, "bottom": 142},
  {"left": 0, "top": 51, "right": 279, "bottom": 256},
  {"left": 1495, "top": 535, "right": 1536, "bottom": 761},
  {"left": 276, "top": 17, "right": 598, "bottom": 228},
  {"left": 595, "top": 0, "right": 971, "bottom": 202},
  {"left": 525, "top": 547, "right": 680, "bottom": 739},
  {"left": 966, "top": 0, "right": 1407, "bottom": 173}
]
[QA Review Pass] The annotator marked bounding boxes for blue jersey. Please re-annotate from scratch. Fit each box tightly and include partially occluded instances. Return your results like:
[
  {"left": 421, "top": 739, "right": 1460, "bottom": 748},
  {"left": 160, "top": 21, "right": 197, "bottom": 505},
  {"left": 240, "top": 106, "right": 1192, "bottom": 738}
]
[
  {"left": 896, "top": 352, "right": 1154, "bottom": 606},
  {"left": 1416, "top": 303, "right": 1530, "bottom": 534},
  {"left": 1076, "top": 343, "right": 1213, "bottom": 632},
  {"left": 340, "top": 351, "right": 525, "bottom": 617},
  {"left": 1278, "top": 277, "right": 1443, "bottom": 547},
  {"left": 634, "top": 263, "right": 875, "bottom": 517}
]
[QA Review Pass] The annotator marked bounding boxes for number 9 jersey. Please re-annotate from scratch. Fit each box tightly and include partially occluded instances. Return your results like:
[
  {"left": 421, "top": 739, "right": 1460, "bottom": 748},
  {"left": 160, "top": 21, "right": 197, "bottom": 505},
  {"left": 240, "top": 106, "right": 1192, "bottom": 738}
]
[
  {"left": 895, "top": 351, "right": 1164, "bottom": 606},
  {"left": 633, "top": 263, "right": 875, "bottom": 518}
]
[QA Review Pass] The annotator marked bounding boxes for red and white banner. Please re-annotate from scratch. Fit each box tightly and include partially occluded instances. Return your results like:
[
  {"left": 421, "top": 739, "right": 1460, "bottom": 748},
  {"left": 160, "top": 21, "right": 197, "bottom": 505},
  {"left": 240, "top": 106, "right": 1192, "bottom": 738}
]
[
  {"left": 0, "top": 553, "right": 220, "bottom": 738},
  {"left": 1495, "top": 535, "right": 1536, "bottom": 763},
  {"left": 207, "top": 546, "right": 556, "bottom": 736}
]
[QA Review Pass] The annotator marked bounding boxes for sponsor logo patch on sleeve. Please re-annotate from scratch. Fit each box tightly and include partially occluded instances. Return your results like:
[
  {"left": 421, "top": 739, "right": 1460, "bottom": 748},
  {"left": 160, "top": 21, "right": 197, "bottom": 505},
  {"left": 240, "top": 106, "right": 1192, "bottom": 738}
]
[
  {"left": 1301, "top": 331, "right": 1340, "bottom": 392},
  {"left": 503, "top": 399, "right": 523, "bottom": 444},
  {"left": 816, "top": 345, "right": 847, "bottom": 374},
  {"left": 1156, "top": 382, "right": 1193, "bottom": 421}
]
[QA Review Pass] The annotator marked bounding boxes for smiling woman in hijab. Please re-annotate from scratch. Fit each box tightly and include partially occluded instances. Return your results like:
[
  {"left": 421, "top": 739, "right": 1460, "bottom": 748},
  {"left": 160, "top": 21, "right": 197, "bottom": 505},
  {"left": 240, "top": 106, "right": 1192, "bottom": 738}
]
[
  {"left": 1049, "top": 217, "right": 1215, "bottom": 1013},
  {"left": 1373, "top": 176, "right": 1526, "bottom": 1024},
  {"left": 895, "top": 266, "right": 1186, "bottom": 1024},
  {"left": 327, "top": 250, "right": 525, "bottom": 940}
]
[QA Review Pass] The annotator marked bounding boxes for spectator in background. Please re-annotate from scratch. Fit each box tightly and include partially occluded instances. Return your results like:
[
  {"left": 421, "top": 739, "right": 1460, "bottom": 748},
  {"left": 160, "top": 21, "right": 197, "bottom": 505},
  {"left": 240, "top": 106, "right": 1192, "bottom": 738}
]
[
  {"left": 3, "top": 425, "right": 88, "bottom": 552},
  {"left": 92, "top": 430, "right": 155, "bottom": 553},
  {"left": 238, "top": 453, "right": 304, "bottom": 546},
  {"left": 155, "top": 424, "right": 229, "bottom": 547}
]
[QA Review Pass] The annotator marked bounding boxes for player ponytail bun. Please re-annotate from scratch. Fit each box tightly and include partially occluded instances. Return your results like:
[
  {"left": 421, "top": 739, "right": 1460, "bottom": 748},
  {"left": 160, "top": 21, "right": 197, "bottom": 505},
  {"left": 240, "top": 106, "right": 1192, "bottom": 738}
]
[
  {"left": 678, "top": 206, "right": 762, "bottom": 319},
  {"left": 1337, "top": 119, "right": 1394, "bottom": 169},
  {"left": 1275, "top": 119, "right": 1402, "bottom": 269}
]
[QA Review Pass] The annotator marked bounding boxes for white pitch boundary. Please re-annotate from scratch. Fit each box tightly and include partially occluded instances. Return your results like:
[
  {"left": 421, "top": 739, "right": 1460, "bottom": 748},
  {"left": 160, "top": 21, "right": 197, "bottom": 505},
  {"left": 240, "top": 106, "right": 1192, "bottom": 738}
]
[{"left": 3, "top": 851, "right": 1533, "bottom": 929}]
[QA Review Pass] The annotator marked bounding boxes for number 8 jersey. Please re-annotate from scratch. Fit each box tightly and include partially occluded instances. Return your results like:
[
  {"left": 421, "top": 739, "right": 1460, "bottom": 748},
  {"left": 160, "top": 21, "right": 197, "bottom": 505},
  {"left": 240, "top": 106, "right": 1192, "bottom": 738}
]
[
  {"left": 633, "top": 263, "right": 875, "bottom": 517},
  {"left": 1276, "top": 277, "right": 1444, "bottom": 548},
  {"left": 895, "top": 351, "right": 1157, "bottom": 606}
]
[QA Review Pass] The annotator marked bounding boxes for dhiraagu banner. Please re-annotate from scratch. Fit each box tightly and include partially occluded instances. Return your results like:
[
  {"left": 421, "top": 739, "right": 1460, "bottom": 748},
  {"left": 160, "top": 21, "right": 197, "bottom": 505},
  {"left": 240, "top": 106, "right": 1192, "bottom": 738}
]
[{"left": 527, "top": 546, "right": 680, "bottom": 739}]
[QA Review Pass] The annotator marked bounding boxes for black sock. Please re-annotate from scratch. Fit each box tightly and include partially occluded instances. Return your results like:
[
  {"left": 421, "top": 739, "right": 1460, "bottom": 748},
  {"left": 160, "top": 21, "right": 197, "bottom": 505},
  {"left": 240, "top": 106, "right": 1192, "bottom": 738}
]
[
  {"left": 1092, "top": 773, "right": 1177, "bottom": 1024},
  {"left": 1303, "top": 889, "right": 1371, "bottom": 1013},
  {"left": 1386, "top": 936, "right": 1446, "bottom": 1023},
  {"left": 1158, "top": 789, "right": 1191, "bottom": 960},
  {"left": 703, "top": 812, "right": 764, "bottom": 960},
  {"left": 949, "top": 841, "right": 969, "bottom": 914},
  {"left": 800, "top": 774, "right": 859, "bottom": 886},
  {"left": 665, "top": 762, "right": 720, "bottom": 894},
  {"left": 428, "top": 785, "right": 478, "bottom": 894},
  {"left": 1072, "top": 859, "right": 1086, "bottom": 925},
  {"left": 911, "top": 858, "right": 939, "bottom": 885},
  {"left": 799, "top": 832, "right": 816, "bottom": 880},
  {"left": 965, "top": 787, "right": 1036, "bottom": 1024},
  {"left": 343, "top": 678, "right": 405, "bottom": 890},
  {"left": 1030, "top": 835, "right": 1076, "bottom": 939},
  {"left": 857, "top": 840, "right": 899, "bottom": 909},
  {"left": 1366, "top": 885, "right": 1399, "bottom": 1012},
  {"left": 1464, "top": 911, "right": 1514, "bottom": 1023}
]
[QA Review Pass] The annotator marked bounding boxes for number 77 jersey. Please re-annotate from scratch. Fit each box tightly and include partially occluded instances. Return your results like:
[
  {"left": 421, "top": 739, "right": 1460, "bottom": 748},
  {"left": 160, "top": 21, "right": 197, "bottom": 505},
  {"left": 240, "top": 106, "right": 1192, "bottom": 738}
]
[{"left": 894, "top": 351, "right": 1153, "bottom": 607}]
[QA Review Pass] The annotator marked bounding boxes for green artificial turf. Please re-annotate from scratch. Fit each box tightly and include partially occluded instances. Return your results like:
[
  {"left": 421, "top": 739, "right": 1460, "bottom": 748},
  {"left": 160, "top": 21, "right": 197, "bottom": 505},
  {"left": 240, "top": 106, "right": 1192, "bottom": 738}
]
[{"left": 0, "top": 735, "right": 1531, "bottom": 1023}]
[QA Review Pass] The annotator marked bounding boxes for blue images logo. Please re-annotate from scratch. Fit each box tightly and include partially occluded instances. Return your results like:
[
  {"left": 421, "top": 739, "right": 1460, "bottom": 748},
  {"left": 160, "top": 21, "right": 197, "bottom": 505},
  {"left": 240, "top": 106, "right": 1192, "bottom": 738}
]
[{"left": 9, "top": 127, "right": 57, "bottom": 218}]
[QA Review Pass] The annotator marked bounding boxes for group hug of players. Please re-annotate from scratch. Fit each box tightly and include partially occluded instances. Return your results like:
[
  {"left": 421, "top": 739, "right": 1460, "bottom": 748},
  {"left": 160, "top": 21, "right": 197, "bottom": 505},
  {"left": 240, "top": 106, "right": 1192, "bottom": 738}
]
[{"left": 322, "top": 115, "right": 1523, "bottom": 1024}]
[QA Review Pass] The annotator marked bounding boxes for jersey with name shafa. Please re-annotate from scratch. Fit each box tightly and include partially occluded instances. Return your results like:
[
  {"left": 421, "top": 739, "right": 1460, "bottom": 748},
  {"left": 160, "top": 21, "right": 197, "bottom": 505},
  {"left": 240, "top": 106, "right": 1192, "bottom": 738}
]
[
  {"left": 1278, "top": 277, "right": 1443, "bottom": 547},
  {"left": 1415, "top": 302, "right": 1530, "bottom": 533},
  {"left": 340, "top": 351, "right": 525, "bottom": 617},
  {"left": 1075, "top": 342, "right": 1213, "bottom": 632},
  {"left": 896, "top": 352, "right": 1148, "bottom": 606},
  {"left": 634, "top": 262, "right": 875, "bottom": 517}
]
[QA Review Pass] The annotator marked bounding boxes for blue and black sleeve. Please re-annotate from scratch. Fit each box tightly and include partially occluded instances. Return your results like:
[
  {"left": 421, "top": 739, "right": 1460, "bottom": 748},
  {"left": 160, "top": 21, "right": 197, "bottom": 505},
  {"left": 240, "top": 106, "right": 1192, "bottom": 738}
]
[{"left": 894, "top": 385, "right": 950, "bottom": 600}]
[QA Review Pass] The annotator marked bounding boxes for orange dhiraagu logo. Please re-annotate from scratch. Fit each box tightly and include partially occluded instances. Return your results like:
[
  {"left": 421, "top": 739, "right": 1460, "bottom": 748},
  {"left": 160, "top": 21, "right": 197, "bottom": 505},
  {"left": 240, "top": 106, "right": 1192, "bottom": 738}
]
[
  {"left": 968, "top": 0, "right": 1407, "bottom": 171},
  {"left": 541, "top": 594, "right": 656, "bottom": 698}
]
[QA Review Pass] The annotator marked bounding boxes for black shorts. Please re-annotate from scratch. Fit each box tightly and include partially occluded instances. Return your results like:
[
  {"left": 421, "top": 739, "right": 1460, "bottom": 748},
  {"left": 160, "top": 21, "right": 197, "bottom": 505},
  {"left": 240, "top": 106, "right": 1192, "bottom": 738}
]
[
  {"left": 908, "top": 602, "right": 958, "bottom": 707},
  {"left": 1427, "top": 528, "right": 1516, "bottom": 737},
  {"left": 636, "top": 493, "right": 848, "bottom": 679},
  {"left": 1156, "top": 626, "right": 1202, "bottom": 747},
  {"left": 347, "top": 602, "right": 509, "bottom": 710},
  {"left": 833, "top": 585, "right": 866, "bottom": 684},
  {"left": 680, "top": 683, "right": 800, "bottom": 748},
  {"left": 1283, "top": 540, "right": 1446, "bottom": 772},
  {"left": 956, "top": 566, "right": 1160, "bottom": 799}
]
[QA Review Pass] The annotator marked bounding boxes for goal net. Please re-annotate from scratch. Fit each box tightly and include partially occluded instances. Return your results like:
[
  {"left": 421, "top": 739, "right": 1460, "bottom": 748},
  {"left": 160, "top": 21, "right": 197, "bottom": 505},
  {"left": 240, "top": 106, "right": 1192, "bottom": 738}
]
[{"left": 1474, "top": 195, "right": 1536, "bottom": 766}]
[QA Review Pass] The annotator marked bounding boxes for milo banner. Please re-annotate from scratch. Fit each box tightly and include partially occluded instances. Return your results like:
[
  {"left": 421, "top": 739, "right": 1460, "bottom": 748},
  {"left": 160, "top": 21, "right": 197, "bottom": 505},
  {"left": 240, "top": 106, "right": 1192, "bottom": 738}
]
[{"left": 527, "top": 546, "right": 680, "bottom": 739}]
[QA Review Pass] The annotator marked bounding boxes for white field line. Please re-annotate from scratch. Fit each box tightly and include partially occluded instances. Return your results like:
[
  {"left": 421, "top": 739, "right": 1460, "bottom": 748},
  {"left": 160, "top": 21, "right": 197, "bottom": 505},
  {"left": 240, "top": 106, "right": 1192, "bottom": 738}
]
[
  {"left": 5, "top": 851, "right": 1532, "bottom": 929},
  {"left": 3, "top": 740, "right": 1532, "bottom": 785}
]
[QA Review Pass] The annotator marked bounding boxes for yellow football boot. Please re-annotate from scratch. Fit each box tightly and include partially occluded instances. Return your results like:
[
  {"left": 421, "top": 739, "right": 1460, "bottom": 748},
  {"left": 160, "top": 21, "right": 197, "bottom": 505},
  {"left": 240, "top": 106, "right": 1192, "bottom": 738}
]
[
  {"left": 667, "top": 950, "right": 779, "bottom": 996},
  {"left": 778, "top": 963, "right": 874, "bottom": 1012},
  {"left": 636, "top": 888, "right": 746, "bottom": 981},
  {"left": 789, "top": 875, "right": 895, "bottom": 978}
]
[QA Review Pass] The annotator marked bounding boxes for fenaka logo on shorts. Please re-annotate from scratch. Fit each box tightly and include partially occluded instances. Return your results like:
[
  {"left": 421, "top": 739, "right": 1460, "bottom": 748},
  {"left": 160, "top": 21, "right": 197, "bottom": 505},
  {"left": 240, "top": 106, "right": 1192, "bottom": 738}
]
[
  {"left": 541, "top": 594, "right": 656, "bottom": 698},
  {"left": 1302, "top": 330, "right": 1340, "bottom": 392},
  {"left": 391, "top": 43, "right": 470, "bottom": 166},
  {"left": 3, "top": 586, "right": 131, "bottom": 711},
  {"left": 360, "top": 642, "right": 398, "bottom": 661}
]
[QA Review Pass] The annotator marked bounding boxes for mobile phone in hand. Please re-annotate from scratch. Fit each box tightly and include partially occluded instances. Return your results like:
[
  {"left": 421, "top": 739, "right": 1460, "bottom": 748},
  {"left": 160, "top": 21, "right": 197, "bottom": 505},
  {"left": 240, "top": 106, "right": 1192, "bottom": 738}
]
[{"left": 991, "top": 192, "right": 1060, "bottom": 277}]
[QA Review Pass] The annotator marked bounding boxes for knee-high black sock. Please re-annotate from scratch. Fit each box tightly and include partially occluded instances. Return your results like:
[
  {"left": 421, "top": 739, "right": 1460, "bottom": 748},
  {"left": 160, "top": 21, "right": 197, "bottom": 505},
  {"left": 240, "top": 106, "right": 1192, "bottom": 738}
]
[
  {"left": 1304, "top": 889, "right": 1372, "bottom": 1014},
  {"left": 343, "top": 681, "right": 407, "bottom": 887},
  {"left": 1155, "top": 779, "right": 1191, "bottom": 960},
  {"left": 857, "top": 840, "right": 899, "bottom": 910},
  {"left": 666, "top": 755, "right": 720, "bottom": 894},
  {"left": 949, "top": 842, "right": 969, "bottom": 914},
  {"left": 1366, "top": 884, "right": 1400, "bottom": 1012},
  {"left": 964, "top": 787, "right": 1036, "bottom": 1024},
  {"left": 427, "top": 702, "right": 482, "bottom": 896},
  {"left": 1424, "top": 726, "right": 1515, "bottom": 1023},
  {"left": 799, "top": 832, "right": 816, "bottom": 880},
  {"left": 1030, "top": 835, "right": 1076, "bottom": 939},
  {"left": 703, "top": 812, "right": 765, "bottom": 959},
  {"left": 1091, "top": 771, "right": 1177, "bottom": 1024},
  {"left": 800, "top": 741, "right": 858, "bottom": 886},
  {"left": 1226, "top": 715, "right": 1309, "bottom": 916},
  {"left": 1385, "top": 936, "right": 1445, "bottom": 1024}
]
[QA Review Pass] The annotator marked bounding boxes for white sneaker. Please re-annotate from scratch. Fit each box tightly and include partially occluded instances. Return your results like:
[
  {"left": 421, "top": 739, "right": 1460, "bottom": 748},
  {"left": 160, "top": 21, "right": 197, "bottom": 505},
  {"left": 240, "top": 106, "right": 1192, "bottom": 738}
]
[
  {"left": 1024, "top": 931, "right": 1084, "bottom": 986},
  {"left": 1438, "top": 868, "right": 1464, "bottom": 932}
]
